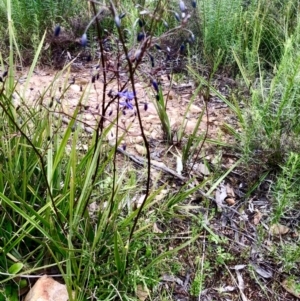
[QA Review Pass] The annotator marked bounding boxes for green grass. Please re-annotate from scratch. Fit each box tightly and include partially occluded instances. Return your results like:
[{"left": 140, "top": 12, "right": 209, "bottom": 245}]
[{"left": 1, "top": 0, "right": 300, "bottom": 300}]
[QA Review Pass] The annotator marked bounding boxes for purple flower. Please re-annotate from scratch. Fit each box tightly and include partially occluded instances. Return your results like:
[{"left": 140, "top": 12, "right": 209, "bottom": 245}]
[
  {"left": 137, "top": 32, "right": 145, "bottom": 42},
  {"left": 180, "top": 43, "right": 185, "bottom": 53},
  {"left": 138, "top": 19, "right": 145, "bottom": 27},
  {"left": 115, "top": 15, "right": 121, "bottom": 28},
  {"left": 120, "top": 99, "right": 134, "bottom": 110},
  {"left": 151, "top": 80, "right": 159, "bottom": 92},
  {"left": 81, "top": 33, "right": 87, "bottom": 47},
  {"left": 179, "top": 1, "right": 186, "bottom": 12},
  {"left": 118, "top": 90, "right": 135, "bottom": 110},
  {"left": 54, "top": 25, "right": 61, "bottom": 37},
  {"left": 174, "top": 12, "right": 181, "bottom": 22},
  {"left": 118, "top": 91, "right": 135, "bottom": 100}
]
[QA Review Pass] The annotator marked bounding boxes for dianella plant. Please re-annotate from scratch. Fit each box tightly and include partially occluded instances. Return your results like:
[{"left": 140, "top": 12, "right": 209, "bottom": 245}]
[{"left": 0, "top": 1, "right": 206, "bottom": 300}]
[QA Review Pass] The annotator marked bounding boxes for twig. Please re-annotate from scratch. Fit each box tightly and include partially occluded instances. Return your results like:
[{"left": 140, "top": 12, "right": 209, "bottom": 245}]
[{"left": 116, "top": 147, "right": 214, "bottom": 201}]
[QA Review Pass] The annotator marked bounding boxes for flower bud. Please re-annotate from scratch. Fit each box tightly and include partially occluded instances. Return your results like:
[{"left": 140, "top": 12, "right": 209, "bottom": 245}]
[
  {"left": 137, "top": 32, "right": 145, "bottom": 42},
  {"left": 174, "top": 12, "right": 181, "bottom": 22},
  {"left": 151, "top": 80, "right": 159, "bottom": 92},
  {"left": 179, "top": 1, "right": 186, "bottom": 12},
  {"left": 148, "top": 53, "right": 155, "bottom": 67},
  {"left": 115, "top": 15, "right": 121, "bottom": 28},
  {"left": 154, "top": 44, "right": 162, "bottom": 50},
  {"left": 54, "top": 25, "right": 61, "bottom": 37},
  {"left": 180, "top": 43, "right": 185, "bottom": 53},
  {"left": 138, "top": 19, "right": 145, "bottom": 27},
  {"left": 81, "top": 33, "right": 87, "bottom": 47}
]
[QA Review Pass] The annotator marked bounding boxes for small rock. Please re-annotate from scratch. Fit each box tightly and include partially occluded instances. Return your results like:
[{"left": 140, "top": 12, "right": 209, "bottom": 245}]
[
  {"left": 25, "top": 275, "right": 72, "bottom": 301},
  {"left": 226, "top": 198, "right": 235, "bottom": 206}
]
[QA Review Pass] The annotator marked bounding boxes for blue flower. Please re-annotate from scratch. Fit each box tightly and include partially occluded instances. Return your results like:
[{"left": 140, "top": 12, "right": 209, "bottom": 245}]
[
  {"left": 118, "top": 90, "right": 135, "bottom": 110},
  {"left": 137, "top": 32, "right": 145, "bottom": 42},
  {"left": 120, "top": 99, "right": 134, "bottom": 110},
  {"left": 174, "top": 12, "right": 181, "bottom": 22},
  {"left": 118, "top": 91, "right": 135, "bottom": 100},
  {"left": 54, "top": 25, "right": 61, "bottom": 37},
  {"left": 138, "top": 19, "right": 145, "bottom": 27},
  {"left": 81, "top": 33, "right": 87, "bottom": 47},
  {"left": 151, "top": 80, "right": 159, "bottom": 92},
  {"left": 115, "top": 15, "right": 121, "bottom": 28},
  {"left": 179, "top": 1, "right": 186, "bottom": 12}
]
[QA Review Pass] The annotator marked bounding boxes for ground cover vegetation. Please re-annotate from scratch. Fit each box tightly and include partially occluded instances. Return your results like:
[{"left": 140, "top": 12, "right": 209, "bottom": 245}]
[{"left": 0, "top": 0, "right": 300, "bottom": 300}]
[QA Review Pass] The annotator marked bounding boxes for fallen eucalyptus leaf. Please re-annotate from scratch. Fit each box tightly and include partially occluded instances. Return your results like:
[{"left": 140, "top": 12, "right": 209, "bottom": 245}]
[
  {"left": 253, "top": 209, "right": 262, "bottom": 225},
  {"left": 215, "top": 182, "right": 227, "bottom": 211},
  {"left": 231, "top": 264, "right": 246, "bottom": 270},
  {"left": 269, "top": 223, "right": 290, "bottom": 236},
  {"left": 136, "top": 194, "right": 146, "bottom": 209},
  {"left": 198, "top": 163, "right": 210, "bottom": 176},
  {"left": 136, "top": 285, "right": 149, "bottom": 301},
  {"left": 153, "top": 222, "right": 163, "bottom": 233},
  {"left": 218, "top": 285, "right": 236, "bottom": 292},
  {"left": 161, "top": 274, "right": 183, "bottom": 285},
  {"left": 226, "top": 183, "right": 235, "bottom": 198},
  {"left": 235, "top": 270, "right": 249, "bottom": 301},
  {"left": 251, "top": 263, "right": 273, "bottom": 278}
]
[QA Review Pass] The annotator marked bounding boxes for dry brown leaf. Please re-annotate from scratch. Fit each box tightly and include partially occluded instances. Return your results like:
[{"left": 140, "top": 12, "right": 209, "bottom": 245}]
[
  {"left": 215, "top": 182, "right": 227, "bottom": 211},
  {"left": 25, "top": 275, "right": 72, "bottom": 301},
  {"left": 226, "top": 183, "right": 235, "bottom": 198},
  {"left": 269, "top": 223, "right": 290, "bottom": 236},
  {"left": 281, "top": 278, "right": 300, "bottom": 299},
  {"left": 198, "top": 163, "right": 210, "bottom": 176},
  {"left": 235, "top": 270, "right": 249, "bottom": 301},
  {"left": 135, "top": 144, "right": 147, "bottom": 155},
  {"left": 153, "top": 222, "right": 163, "bottom": 233},
  {"left": 251, "top": 263, "right": 273, "bottom": 278},
  {"left": 162, "top": 274, "right": 183, "bottom": 285},
  {"left": 136, "top": 285, "right": 149, "bottom": 301},
  {"left": 189, "top": 104, "right": 202, "bottom": 114},
  {"left": 253, "top": 209, "right": 262, "bottom": 225},
  {"left": 136, "top": 194, "right": 146, "bottom": 209},
  {"left": 151, "top": 160, "right": 167, "bottom": 169},
  {"left": 154, "top": 189, "right": 168, "bottom": 202}
]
